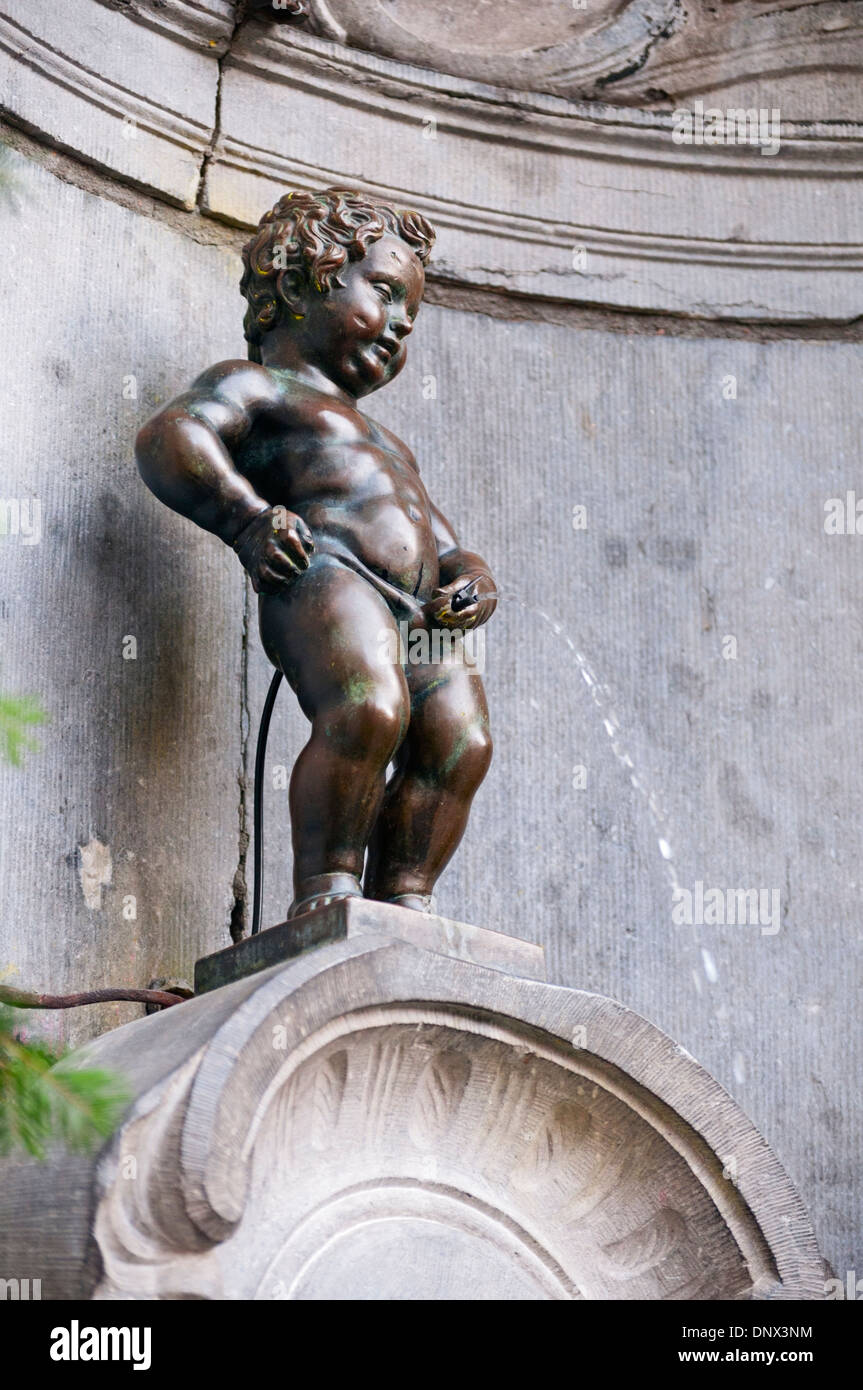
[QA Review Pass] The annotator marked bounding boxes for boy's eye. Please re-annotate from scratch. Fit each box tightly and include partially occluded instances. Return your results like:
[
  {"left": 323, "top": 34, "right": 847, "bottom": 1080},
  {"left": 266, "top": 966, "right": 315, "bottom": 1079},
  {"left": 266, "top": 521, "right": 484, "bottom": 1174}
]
[{"left": 372, "top": 281, "right": 392, "bottom": 302}]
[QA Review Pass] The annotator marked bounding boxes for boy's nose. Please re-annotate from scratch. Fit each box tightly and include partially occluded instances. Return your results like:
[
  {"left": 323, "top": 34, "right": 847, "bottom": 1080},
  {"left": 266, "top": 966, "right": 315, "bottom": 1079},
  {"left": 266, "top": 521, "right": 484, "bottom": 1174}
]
[{"left": 388, "top": 309, "right": 413, "bottom": 339}]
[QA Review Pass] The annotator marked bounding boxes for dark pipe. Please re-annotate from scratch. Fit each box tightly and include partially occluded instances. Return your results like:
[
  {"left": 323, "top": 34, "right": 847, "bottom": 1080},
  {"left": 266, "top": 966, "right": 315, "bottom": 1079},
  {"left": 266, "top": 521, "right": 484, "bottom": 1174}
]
[{"left": 251, "top": 669, "right": 283, "bottom": 935}]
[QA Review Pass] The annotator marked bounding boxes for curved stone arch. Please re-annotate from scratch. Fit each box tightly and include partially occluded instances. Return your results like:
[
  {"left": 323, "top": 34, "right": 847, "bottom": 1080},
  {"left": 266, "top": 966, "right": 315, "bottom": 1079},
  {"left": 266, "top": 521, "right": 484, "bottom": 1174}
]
[
  {"left": 304, "top": 0, "right": 685, "bottom": 95},
  {"left": 254, "top": 1180, "right": 583, "bottom": 1301},
  {"left": 1, "top": 0, "right": 860, "bottom": 319}
]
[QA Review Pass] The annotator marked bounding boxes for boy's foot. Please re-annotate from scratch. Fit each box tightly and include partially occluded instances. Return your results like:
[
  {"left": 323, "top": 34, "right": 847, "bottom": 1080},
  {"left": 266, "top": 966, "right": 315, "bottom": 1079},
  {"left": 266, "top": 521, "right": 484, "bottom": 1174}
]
[
  {"left": 385, "top": 892, "right": 435, "bottom": 914},
  {"left": 287, "top": 872, "right": 363, "bottom": 920}
]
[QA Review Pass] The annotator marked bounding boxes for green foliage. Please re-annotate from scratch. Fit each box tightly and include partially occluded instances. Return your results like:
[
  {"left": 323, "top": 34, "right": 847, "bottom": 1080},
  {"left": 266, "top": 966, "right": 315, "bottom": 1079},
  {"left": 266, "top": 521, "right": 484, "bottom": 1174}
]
[
  {"left": 0, "top": 1006, "right": 130, "bottom": 1160},
  {"left": 0, "top": 692, "right": 46, "bottom": 765}
]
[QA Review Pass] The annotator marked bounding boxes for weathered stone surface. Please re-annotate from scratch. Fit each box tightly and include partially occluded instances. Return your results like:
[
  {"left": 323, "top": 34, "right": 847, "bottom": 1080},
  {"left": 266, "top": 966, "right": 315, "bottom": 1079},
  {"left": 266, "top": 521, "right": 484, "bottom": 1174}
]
[
  {"left": 295, "top": 0, "right": 863, "bottom": 118},
  {"left": 0, "top": 149, "right": 247, "bottom": 1049},
  {"left": 207, "top": 22, "right": 862, "bottom": 321},
  {"left": 0, "top": 0, "right": 232, "bottom": 207},
  {"left": 1, "top": 1, "right": 859, "bottom": 319},
  {"left": 0, "top": 926, "right": 828, "bottom": 1300},
  {"left": 195, "top": 897, "right": 547, "bottom": 994}
]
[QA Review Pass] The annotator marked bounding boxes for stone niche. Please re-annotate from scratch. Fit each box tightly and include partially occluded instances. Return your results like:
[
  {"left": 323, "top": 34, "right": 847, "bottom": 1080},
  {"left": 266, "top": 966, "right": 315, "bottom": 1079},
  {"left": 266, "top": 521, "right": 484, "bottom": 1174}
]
[{"left": 0, "top": 906, "right": 828, "bottom": 1301}]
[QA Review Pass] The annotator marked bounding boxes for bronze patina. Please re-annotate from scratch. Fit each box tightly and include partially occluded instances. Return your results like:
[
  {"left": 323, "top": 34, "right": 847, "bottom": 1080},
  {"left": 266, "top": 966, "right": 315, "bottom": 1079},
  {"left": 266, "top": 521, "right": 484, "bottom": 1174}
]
[{"left": 137, "top": 189, "right": 496, "bottom": 922}]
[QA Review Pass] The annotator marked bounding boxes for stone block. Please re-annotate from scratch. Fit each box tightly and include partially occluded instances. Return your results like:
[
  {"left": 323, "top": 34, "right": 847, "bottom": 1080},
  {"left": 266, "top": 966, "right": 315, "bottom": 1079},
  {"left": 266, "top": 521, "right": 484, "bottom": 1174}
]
[{"left": 195, "top": 897, "right": 547, "bottom": 993}]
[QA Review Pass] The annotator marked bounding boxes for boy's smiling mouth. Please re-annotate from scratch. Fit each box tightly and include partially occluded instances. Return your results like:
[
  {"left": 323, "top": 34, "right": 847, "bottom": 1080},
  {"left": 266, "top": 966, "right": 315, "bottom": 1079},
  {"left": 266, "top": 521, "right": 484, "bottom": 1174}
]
[
  {"left": 363, "top": 340, "right": 402, "bottom": 378},
  {"left": 350, "top": 341, "right": 396, "bottom": 389}
]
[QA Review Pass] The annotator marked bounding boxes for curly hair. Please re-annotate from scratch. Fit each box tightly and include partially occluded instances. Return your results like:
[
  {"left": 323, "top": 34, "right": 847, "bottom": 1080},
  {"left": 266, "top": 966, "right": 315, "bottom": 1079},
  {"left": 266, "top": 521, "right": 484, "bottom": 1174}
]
[{"left": 239, "top": 187, "right": 436, "bottom": 362}]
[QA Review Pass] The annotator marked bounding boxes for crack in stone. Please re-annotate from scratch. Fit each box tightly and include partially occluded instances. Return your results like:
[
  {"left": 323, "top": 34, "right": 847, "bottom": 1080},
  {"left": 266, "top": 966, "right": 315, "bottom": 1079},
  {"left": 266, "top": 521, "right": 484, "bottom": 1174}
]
[
  {"left": 188, "top": 5, "right": 255, "bottom": 945},
  {"left": 202, "top": 5, "right": 253, "bottom": 944},
  {"left": 597, "top": 0, "right": 685, "bottom": 90},
  {"left": 196, "top": 0, "right": 248, "bottom": 215}
]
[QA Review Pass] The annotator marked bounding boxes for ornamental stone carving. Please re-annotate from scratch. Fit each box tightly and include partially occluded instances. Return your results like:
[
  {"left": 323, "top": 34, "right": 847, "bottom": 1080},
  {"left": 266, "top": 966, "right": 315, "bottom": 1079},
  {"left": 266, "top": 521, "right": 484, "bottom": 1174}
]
[{"left": 0, "top": 908, "right": 828, "bottom": 1301}]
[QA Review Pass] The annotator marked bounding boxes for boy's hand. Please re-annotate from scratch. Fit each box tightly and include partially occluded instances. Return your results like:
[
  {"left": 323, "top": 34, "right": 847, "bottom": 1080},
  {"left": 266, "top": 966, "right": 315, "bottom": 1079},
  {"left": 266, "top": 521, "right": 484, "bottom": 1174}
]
[
  {"left": 424, "top": 572, "right": 497, "bottom": 629},
  {"left": 232, "top": 507, "right": 315, "bottom": 594}
]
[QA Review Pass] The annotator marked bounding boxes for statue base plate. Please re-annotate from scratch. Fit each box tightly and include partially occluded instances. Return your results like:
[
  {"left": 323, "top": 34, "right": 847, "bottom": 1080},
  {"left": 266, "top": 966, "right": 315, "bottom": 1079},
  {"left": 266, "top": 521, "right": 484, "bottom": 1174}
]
[{"left": 194, "top": 896, "right": 546, "bottom": 995}]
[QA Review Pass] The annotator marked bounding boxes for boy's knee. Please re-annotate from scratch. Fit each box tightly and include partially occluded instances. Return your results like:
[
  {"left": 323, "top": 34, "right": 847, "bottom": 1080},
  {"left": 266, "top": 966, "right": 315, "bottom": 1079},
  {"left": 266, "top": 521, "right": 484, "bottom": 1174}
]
[
  {"left": 462, "top": 723, "right": 493, "bottom": 781},
  {"left": 437, "top": 720, "right": 493, "bottom": 790},
  {"left": 318, "top": 681, "right": 407, "bottom": 761}
]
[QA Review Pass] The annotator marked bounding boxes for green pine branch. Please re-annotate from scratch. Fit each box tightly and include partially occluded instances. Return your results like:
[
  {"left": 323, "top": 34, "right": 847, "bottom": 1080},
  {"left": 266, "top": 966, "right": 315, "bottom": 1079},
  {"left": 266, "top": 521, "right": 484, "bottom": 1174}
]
[{"left": 0, "top": 1007, "right": 129, "bottom": 1160}]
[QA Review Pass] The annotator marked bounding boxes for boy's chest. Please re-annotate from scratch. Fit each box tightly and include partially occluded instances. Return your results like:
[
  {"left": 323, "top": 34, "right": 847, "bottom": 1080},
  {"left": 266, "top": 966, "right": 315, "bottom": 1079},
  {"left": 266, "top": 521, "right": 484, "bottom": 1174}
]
[{"left": 242, "top": 412, "right": 427, "bottom": 505}]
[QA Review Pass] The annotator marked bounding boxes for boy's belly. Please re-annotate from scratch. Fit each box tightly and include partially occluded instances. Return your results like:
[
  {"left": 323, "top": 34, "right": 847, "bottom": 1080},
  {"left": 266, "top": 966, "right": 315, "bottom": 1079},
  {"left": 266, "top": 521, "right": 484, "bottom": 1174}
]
[{"left": 293, "top": 498, "right": 440, "bottom": 603}]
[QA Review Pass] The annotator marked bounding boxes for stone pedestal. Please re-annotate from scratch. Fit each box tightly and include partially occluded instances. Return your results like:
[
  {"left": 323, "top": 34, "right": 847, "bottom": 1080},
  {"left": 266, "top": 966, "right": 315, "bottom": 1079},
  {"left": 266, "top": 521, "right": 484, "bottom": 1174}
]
[{"left": 0, "top": 903, "right": 828, "bottom": 1300}]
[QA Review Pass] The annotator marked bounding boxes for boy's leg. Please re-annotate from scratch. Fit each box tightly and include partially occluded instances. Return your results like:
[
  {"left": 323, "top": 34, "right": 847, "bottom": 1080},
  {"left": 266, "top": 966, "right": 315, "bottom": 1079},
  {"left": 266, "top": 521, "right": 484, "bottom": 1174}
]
[
  {"left": 363, "top": 647, "right": 492, "bottom": 908},
  {"left": 258, "top": 557, "right": 410, "bottom": 917}
]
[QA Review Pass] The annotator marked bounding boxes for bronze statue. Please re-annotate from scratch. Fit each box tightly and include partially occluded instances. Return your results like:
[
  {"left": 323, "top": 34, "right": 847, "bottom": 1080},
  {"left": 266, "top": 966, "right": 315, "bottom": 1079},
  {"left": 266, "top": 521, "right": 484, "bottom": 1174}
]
[{"left": 136, "top": 188, "right": 496, "bottom": 921}]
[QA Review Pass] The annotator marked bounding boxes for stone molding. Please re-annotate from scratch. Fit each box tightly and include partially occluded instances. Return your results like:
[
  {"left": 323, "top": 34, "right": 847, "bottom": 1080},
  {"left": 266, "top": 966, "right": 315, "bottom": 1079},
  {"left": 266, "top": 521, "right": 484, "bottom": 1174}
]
[
  {"left": 1, "top": 0, "right": 860, "bottom": 320},
  {"left": 209, "top": 22, "right": 862, "bottom": 320},
  {"left": 0, "top": 1, "right": 226, "bottom": 206},
  {"left": 301, "top": 0, "right": 684, "bottom": 102},
  {"left": 91, "top": 0, "right": 236, "bottom": 52}
]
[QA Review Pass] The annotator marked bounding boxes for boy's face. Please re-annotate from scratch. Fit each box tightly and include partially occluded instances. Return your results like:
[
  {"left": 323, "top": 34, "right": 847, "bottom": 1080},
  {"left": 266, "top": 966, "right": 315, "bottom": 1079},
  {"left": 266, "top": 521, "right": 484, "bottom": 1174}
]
[{"left": 299, "top": 235, "right": 424, "bottom": 398}]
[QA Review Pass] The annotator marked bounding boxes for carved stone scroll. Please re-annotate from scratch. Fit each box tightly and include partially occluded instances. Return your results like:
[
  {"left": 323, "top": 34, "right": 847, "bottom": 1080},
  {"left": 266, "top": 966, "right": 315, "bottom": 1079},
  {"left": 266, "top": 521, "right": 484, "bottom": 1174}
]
[{"left": 0, "top": 908, "right": 828, "bottom": 1300}]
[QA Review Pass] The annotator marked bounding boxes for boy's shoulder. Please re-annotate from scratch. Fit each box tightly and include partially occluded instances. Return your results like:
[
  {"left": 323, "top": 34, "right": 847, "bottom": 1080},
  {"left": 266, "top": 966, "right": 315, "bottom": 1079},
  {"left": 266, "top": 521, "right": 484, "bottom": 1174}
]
[
  {"left": 190, "top": 361, "right": 353, "bottom": 422},
  {"left": 191, "top": 358, "right": 282, "bottom": 403},
  {"left": 188, "top": 360, "right": 321, "bottom": 429}
]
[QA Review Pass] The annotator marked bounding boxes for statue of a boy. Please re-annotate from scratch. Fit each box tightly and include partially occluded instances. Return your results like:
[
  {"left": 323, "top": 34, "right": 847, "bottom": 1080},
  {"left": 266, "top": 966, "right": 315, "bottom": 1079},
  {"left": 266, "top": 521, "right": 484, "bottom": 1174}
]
[{"left": 137, "top": 188, "right": 496, "bottom": 920}]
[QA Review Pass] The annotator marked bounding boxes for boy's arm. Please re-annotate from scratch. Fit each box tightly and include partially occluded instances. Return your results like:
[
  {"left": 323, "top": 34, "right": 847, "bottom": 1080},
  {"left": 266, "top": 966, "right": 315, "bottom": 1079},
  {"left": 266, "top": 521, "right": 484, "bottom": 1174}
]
[
  {"left": 428, "top": 499, "right": 497, "bottom": 628},
  {"left": 430, "top": 500, "right": 494, "bottom": 585},
  {"left": 135, "top": 361, "right": 313, "bottom": 592}
]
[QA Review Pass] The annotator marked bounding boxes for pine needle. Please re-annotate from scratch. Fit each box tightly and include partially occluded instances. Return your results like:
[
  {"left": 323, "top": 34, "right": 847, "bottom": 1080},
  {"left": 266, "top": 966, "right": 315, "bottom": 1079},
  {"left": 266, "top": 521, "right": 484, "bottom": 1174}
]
[{"left": 0, "top": 1007, "right": 129, "bottom": 1160}]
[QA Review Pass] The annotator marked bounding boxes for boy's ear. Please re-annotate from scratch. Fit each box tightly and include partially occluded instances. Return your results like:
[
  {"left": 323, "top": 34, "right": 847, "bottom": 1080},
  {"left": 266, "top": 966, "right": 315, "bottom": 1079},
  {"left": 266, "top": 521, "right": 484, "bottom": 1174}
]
[{"left": 276, "top": 267, "right": 311, "bottom": 320}]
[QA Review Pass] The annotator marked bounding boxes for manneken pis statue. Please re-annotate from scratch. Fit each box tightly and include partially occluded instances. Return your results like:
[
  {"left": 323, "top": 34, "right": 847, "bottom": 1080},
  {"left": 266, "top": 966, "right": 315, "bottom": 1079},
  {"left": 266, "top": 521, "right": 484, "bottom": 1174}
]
[{"left": 136, "top": 188, "right": 497, "bottom": 920}]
